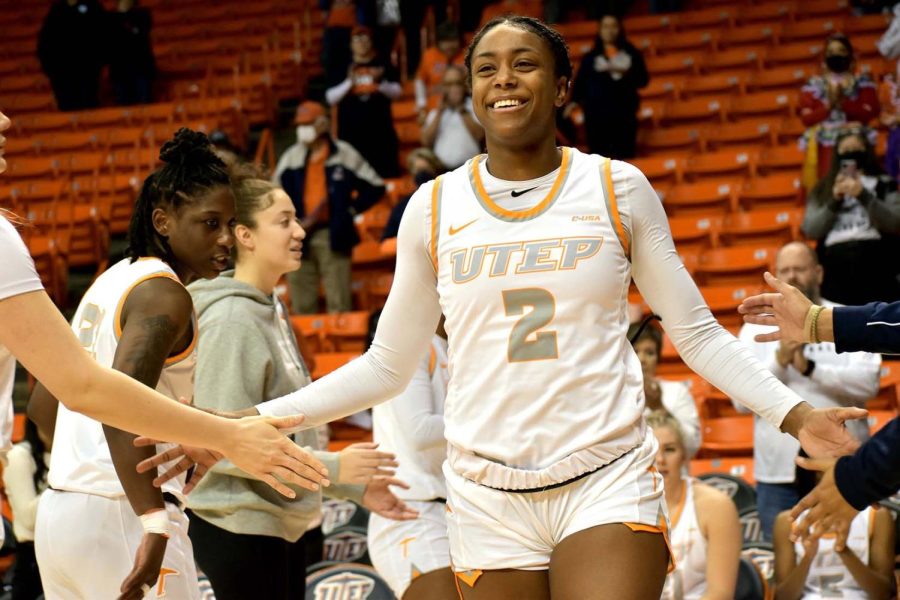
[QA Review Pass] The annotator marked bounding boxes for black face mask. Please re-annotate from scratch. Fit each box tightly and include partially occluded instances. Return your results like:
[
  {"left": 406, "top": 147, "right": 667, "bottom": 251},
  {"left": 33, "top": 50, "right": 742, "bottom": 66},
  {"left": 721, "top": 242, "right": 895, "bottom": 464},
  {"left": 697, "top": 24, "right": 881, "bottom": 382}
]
[
  {"left": 413, "top": 170, "right": 434, "bottom": 187},
  {"left": 838, "top": 150, "right": 867, "bottom": 167},
  {"left": 825, "top": 54, "right": 851, "bottom": 73}
]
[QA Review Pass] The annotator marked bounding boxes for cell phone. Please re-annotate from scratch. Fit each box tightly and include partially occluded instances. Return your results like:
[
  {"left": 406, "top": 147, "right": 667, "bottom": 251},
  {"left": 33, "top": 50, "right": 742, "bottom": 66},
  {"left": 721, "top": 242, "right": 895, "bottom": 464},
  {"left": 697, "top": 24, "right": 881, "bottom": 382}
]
[{"left": 839, "top": 158, "right": 858, "bottom": 177}]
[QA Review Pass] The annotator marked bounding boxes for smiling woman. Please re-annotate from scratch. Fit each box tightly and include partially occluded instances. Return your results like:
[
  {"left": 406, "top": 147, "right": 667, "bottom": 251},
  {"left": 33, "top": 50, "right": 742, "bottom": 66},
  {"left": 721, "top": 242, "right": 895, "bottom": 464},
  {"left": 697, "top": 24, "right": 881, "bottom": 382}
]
[{"left": 143, "top": 16, "right": 869, "bottom": 600}]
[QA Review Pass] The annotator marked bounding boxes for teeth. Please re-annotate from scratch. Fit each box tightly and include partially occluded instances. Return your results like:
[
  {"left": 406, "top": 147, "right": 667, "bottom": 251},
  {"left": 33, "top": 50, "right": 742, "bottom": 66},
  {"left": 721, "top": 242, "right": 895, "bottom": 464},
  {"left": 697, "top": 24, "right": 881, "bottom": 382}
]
[{"left": 493, "top": 99, "right": 521, "bottom": 109}]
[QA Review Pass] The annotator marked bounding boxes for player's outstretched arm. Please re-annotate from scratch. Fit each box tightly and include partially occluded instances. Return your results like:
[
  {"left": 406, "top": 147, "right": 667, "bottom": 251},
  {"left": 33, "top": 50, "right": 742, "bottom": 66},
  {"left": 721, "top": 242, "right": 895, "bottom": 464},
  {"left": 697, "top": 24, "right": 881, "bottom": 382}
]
[
  {"left": 0, "top": 289, "right": 327, "bottom": 497},
  {"left": 621, "top": 162, "right": 865, "bottom": 458}
]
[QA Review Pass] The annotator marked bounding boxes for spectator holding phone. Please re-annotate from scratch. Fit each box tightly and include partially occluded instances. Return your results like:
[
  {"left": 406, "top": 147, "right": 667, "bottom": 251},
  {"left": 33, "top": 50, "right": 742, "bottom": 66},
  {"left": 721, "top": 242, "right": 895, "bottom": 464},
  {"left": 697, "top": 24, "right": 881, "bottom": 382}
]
[
  {"left": 420, "top": 65, "right": 484, "bottom": 170},
  {"left": 802, "top": 128, "right": 900, "bottom": 304}
]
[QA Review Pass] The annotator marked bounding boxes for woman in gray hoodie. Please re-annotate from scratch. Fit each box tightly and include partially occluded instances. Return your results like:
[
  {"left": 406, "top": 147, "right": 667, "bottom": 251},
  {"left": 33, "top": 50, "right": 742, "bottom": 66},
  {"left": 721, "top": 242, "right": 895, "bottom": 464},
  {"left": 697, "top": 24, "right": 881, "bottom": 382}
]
[{"left": 186, "top": 175, "right": 413, "bottom": 600}]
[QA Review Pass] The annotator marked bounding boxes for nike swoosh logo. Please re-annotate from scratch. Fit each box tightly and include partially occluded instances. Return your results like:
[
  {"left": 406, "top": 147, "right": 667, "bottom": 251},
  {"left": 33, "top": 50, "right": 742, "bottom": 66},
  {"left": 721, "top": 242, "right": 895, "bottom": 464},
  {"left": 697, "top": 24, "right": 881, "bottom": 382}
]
[
  {"left": 511, "top": 187, "right": 537, "bottom": 197},
  {"left": 448, "top": 219, "right": 478, "bottom": 236}
]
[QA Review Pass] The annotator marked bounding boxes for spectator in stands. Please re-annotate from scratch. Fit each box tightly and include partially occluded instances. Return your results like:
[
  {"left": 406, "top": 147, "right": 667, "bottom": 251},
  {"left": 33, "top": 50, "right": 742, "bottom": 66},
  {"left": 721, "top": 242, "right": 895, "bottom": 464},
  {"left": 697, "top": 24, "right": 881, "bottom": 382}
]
[
  {"left": 421, "top": 66, "right": 484, "bottom": 170},
  {"left": 185, "top": 175, "right": 402, "bottom": 600},
  {"left": 567, "top": 13, "right": 649, "bottom": 159},
  {"left": 382, "top": 148, "right": 445, "bottom": 241},
  {"left": 273, "top": 101, "right": 386, "bottom": 314},
  {"left": 321, "top": 0, "right": 359, "bottom": 87},
  {"left": 3, "top": 420, "right": 48, "bottom": 600},
  {"left": 37, "top": 0, "right": 107, "bottom": 111},
  {"left": 773, "top": 473, "right": 895, "bottom": 600},
  {"left": 878, "top": 64, "right": 900, "bottom": 183},
  {"left": 358, "top": 0, "right": 401, "bottom": 70},
  {"left": 649, "top": 411, "right": 741, "bottom": 600},
  {"left": 108, "top": 0, "right": 155, "bottom": 106},
  {"left": 326, "top": 26, "right": 402, "bottom": 178},
  {"left": 802, "top": 128, "right": 900, "bottom": 304},
  {"left": 414, "top": 21, "right": 465, "bottom": 122},
  {"left": 736, "top": 241, "right": 881, "bottom": 542},
  {"left": 628, "top": 322, "right": 701, "bottom": 458},
  {"left": 799, "top": 34, "right": 880, "bottom": 182}
]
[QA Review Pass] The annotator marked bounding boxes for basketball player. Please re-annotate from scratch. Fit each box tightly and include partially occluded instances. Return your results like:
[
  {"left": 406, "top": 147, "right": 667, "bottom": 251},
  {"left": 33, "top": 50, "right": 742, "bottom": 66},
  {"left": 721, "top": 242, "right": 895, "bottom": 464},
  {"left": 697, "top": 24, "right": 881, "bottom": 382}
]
[
  {"left": 0, "top": 109, "right": 329, "bottom": 499},
  {"left": 368, "top": 315, "right": 455, "bottom": 599},
  {"left": 28, "top": 130, "right": 323, "bottom": 600},
  {"left": 649, "top": 411, "right": 741, "bottom": 600},
  {"left": 146, "top": 18, "right": 867, "bottom": 599}
]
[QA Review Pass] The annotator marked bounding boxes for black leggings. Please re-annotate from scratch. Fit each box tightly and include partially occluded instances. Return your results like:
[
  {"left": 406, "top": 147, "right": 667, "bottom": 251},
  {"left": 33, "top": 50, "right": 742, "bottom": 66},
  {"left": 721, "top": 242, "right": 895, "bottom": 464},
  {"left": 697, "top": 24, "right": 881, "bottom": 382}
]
[{"left": 187, "top": 512, "right": 307, "bottom": 600}]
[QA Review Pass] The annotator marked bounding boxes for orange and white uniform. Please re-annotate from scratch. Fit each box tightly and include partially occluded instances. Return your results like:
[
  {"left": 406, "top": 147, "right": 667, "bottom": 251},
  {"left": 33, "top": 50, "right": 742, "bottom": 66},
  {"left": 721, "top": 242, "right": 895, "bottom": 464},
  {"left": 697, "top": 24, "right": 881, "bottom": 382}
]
[
  {"left": 661, "top": 479, "right": 707, "bottom": 600},
  {"left": 796, "top": 507, "right": 875, "bottom": 599},
  {"left": 35, "top": 257, "right": 199, "bottom": 600},
  {"left": 259, "top": 148, "right": 804, "bottom": 572},
  {"left": 368, "top": 335, "right": 450, "bottom": 597}
]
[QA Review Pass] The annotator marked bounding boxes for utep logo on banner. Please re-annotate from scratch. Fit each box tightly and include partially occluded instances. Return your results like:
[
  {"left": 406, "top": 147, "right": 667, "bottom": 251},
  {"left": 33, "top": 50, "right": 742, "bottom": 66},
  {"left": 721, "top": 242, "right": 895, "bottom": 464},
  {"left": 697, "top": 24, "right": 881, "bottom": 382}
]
[
  {"left": 324, "top": 529, "right": 369, "bottom": 563},
  {"left": 322, "top": 500, "right": 358, "bottom": 535},
  {"left": 739, "top": 507, "right": 763, "bottom": 544},
  {"left": 312, "top": 572, "right": 376, "bottom": 600}
]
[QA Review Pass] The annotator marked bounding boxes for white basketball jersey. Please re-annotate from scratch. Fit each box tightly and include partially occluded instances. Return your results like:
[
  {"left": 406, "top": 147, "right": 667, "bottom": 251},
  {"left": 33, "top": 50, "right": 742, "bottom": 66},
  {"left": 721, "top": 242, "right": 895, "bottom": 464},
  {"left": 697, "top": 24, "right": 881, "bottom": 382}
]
[
  {"left": 797, "top": 508, "right": 873, "bottom": 599},
  {"left": 373, "top": 335, "right": 448, "bottom": 501},
  {"left": 427, "top": 147, "right": 646, "bottom": 490},
  {"left": 662, "top": 479, "right": 707, "bottom": 600},
  {"left": 49, "top": 257, "right": 193, "bottom": 500}
]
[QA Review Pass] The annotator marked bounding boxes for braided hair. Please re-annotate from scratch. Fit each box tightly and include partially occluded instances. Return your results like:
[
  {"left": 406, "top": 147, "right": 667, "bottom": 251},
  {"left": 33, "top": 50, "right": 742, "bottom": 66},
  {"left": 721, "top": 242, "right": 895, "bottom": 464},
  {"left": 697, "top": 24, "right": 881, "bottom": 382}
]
[
  {"left": 126, "top": 128, "right": 230, "bottom": 263},
  {"left": 464, "top": 15, "right": 572, "bottom": 87}
]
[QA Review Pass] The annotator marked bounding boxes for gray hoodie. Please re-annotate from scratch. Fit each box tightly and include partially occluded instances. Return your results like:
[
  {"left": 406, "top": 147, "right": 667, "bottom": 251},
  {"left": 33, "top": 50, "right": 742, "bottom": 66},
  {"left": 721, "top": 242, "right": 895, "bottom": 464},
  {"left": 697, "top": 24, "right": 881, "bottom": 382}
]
[{"left": 187, "top": 271, "right": 363, "bottom": 542}]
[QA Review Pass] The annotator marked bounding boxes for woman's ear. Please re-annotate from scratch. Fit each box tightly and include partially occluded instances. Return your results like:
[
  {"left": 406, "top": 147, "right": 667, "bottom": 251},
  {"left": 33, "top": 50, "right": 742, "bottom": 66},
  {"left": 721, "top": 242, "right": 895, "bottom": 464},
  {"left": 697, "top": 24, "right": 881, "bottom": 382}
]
[
  {"left": 234, "top": 223, "right": 255, "bottom": 251},
  {"left": 151, "top": 207, "right": 170, "bottom": 237},
  {"left": 555, "top": 77, "right": 570, "bottom": 107}
]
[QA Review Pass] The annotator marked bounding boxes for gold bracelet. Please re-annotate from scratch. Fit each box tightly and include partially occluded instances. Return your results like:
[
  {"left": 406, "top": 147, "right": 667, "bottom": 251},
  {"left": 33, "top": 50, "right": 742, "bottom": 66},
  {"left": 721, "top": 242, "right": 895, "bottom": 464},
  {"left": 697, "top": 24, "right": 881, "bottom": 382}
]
[
  {"left": 811, "top": 305, "right": 825, "bottom": 344},
  {"left": 804, "top": 305, "right": 824, "bottom": 343}
]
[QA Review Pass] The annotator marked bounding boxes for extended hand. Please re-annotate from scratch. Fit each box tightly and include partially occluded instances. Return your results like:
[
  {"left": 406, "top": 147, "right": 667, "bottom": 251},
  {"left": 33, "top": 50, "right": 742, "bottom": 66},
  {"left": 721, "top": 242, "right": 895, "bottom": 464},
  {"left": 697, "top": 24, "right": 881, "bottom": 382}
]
[
  {"left": 790, "top": 456, "right": 858, "bottom": 551},
  {"left": 362, "top": 477, "right": 419, "bottom": 521},
  {"left": 338, "top": 442, "right": 398, "bottom": 484},
  {"left": 134, "top": 438, "right": 223, "bottom": 494},
  {"left": 738, "top": 272, "right": 813, "bottom": 343},
  {"left": 797, "top": 406, "right": 866, "bottom": 458},
  {"left": 118, "top": 533, "right": 167, "bottom": 600}
]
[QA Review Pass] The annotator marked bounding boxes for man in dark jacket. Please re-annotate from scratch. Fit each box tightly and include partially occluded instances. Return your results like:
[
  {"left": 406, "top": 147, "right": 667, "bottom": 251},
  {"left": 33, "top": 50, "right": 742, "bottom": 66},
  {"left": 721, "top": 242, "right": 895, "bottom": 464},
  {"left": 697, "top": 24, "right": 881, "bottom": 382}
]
[
  {"left": 273, "top": 101, "right": 385, "bottom": 314},
  {"left": 739, "top": 271, "right": 900, "bottom": 551}
]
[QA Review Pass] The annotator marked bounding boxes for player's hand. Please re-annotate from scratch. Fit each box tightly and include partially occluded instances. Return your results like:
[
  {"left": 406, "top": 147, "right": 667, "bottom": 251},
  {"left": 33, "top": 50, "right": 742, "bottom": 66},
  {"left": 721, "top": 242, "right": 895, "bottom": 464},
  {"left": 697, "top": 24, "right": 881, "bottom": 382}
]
[
  {"left": 337, "top": 442, "right": 399, "bottom": 484},
  {"left": 790, "top": 456, "right": 858, "bottom": 551},
  {"left": 797, "top": 406, "right": 866, "bottom": 459},
  {"left": 361, "top": 477, "right": 419, "bottom": 521},
  {"left": 134, "top": 439, "right": 223, "bottom": 494},
  {"left": 118, "top": 532, "right": 167, "bottom": 600},
  {"left": 738, "top": 272, "right": 814, "bottom": 343},
  {"left": 800, "top": 534, "right": 820, "bottom": 559}
]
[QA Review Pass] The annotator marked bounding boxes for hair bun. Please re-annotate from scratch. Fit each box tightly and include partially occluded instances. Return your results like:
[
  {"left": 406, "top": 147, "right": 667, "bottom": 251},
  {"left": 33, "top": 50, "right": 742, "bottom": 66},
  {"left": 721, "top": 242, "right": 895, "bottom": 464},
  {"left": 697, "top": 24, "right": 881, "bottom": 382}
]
[{"left": 159, "top": 128, "right": 217, "bottom": 167}]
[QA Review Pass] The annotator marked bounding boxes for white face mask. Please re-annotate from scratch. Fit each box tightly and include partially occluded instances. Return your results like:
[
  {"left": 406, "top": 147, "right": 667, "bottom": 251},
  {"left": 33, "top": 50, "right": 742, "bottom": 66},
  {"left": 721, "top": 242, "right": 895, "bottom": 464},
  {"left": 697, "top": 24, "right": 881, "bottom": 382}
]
[{"left": 296, "top": 125, "right": 317, "bottom": 145}]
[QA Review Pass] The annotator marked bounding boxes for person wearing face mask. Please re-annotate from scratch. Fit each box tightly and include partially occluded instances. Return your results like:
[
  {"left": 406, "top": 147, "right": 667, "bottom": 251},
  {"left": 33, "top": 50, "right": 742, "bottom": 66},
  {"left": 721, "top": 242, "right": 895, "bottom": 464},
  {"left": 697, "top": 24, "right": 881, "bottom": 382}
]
[
  {"left": 566, "top": 13, "right": 648, "bottom": 159},
  {"left": 421, "top": 65, "right": 485, "bottom": 170},
  {"left": 799, "top": 34, "right": 880, "bottom": 182},
  {"left": 382, "top": 148, "right": 446, "bottom": 241},
  {"left": 802, "top": 129, "right": 900, "bottom": 305},
  {"left": 273, "top": 100, "right": 386, "bottom": 314},
  {"left": 736, "top": 241, "right": 880, "bottom": 542}
]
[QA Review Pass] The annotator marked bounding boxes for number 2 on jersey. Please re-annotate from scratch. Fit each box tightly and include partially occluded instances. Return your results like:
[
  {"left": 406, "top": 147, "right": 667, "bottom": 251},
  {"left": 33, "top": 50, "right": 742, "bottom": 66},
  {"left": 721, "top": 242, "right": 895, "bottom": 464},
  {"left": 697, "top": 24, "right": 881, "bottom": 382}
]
[{"left": 502, "top": 288, "right": 558, "bottom": 362}]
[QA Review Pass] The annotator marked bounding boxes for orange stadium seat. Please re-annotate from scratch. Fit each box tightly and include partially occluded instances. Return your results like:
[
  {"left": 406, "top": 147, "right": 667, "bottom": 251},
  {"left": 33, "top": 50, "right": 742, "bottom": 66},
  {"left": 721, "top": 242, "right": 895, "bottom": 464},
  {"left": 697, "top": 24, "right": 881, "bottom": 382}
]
[
  {"left": 690, "top": 457, "right": 755, "bottom": 485},
  {"left": 716, "top": 23, "right": 781, "bottom": 50},
  {"left": 12, "top": 112, "right": 73, "bottom": 135},
  {"left": 325, "top": 311, "right": 371, "bottom": 352},
  {"left": 795, "top": 0, "right": 850, "bottom": 19},
  {"left": 311, "top": 352, "right": 359, "bottom": 380},
  {"left": 624, "top": 13, "right": 677, "bottom": 35},
  {"left": 746, "top": 66, "right": 812, "bottom": 94},
  {"left": 639, "top": 76, "right": 684, "bottom": 102},
  {"left": 695, "top": 246, "right": 776, "bottom": 287},
  {"left": 638, "top": 126, "right": 703, "bottom": 155},
  {"left": 738, "top": 174, "right": 803, "bottom": 210},
  {"left": 736, "top": 2, "right": 796, "bottom": 24},
  {"left": 668, "top": 214, "right": 721, "bottom": 251},
  {"left": 700, "top": 49, "right": 762, "bottom": 74},
  {"left": 660, "top": 97, "right": 727, "bottom": 127},
  {"left": 681, "top": 72, "right": 745, "bottom": 99},
  {"left": 702, "top": 120, "right": 776, "bottom": 150},
  {"left": 645, "top": 53, "right": 699, "bottom": 77},
  {"left": 780, "top": 19, "right": 841, "bottom": 44},
  {"left": 720, "top": 208, "right": 802, "bottom": 247},
  {"left": 758, "top": 145, "right": 806, "bottom": 174},
  {"left": 3, "top": 156, "right": 61, "bottom": 182},
  {"left": 684, "top": 148, "right": 756, "bottom": 181},
  {"left": 676, "top": 7, "right": 735, "bottom": 31},
  {"left": 699, "top": 416, "right": 754, "bottom": 456},
  {"left": 663, "top": 180, "right": 739, "bottom": 217},
  {"left": 657, "top": 30, "right": 720, "bottom": 55},
  {"left": 629, "top": 156, "right": 684, "bottom": 185},
  {"left": 868, "top": 410, "right": 896, "bottom": 435},
  {"left": 765, "top": 43, "right": 825, "bottom": 68},
  {"left": 776, "top": 117, "right": 807, "bottom": 144},
  {"left": 729, "top": 91, "right": 796, "bottom": 120}
]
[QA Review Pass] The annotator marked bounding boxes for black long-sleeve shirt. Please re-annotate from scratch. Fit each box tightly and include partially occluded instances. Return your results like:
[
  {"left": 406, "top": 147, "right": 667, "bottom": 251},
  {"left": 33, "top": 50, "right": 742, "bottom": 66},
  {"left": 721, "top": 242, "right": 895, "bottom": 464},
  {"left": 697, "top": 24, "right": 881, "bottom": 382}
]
[{"left": 832, "top": 301, "right": 900, "bottom": 508}]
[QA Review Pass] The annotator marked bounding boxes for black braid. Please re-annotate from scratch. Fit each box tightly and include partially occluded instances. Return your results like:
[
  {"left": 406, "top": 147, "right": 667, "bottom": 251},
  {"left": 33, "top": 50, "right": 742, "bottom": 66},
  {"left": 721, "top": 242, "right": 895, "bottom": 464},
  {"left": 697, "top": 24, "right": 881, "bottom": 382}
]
[
  {"left": 464, "top": 15, "right": 572, "bottom": 87},
  {"left": 126, "top": 128, "right": 230, "bottom": 263}
]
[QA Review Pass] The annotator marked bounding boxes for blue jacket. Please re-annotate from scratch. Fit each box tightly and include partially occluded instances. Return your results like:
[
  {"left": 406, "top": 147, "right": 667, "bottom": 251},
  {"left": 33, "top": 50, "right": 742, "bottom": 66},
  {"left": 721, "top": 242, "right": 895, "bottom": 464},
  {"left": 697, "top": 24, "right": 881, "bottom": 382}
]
[
  {"left": 273, "top": 136, "right": 385, "bottom": 254},
  {"left": 832, "top": 301, "right": 900, "bottom": 508}
]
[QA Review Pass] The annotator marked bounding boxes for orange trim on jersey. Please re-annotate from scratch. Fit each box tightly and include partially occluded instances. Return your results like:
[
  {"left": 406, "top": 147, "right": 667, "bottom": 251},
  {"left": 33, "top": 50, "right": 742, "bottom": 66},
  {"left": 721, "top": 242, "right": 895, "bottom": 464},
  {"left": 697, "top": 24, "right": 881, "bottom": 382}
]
[
  {"left": 164, "top": 312, "right": 198, "bottom": 366},
  {"left": 667, "top": 479, "right": 688, "bottom": 530},
  {"left": 430, "top": 176, "right": 443, "bottom": 274},
  {"left": 113, "top": 272, "right": 180, "bottom": 339},
  {"left": 455, "top": 570, "right": 483, "bottom": 588},
  {"left": 603, "top": 157, "right": 631, "bottom": 259},
  {"left": 624, "top": 519, "right": 675, "bottom": 574},
  {"left": 428, "top": 344, "right": 437, "bottom": 377},
  {"left": 471, "top": 147, "right": 571, "bottom": 221}
]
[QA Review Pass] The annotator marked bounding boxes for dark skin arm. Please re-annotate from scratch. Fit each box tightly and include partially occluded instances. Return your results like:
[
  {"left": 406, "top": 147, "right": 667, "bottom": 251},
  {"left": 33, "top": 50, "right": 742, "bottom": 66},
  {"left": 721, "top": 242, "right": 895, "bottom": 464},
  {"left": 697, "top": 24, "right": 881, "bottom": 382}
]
[{"left": 26, "top": 381, "right": 59, "bottom": 445}]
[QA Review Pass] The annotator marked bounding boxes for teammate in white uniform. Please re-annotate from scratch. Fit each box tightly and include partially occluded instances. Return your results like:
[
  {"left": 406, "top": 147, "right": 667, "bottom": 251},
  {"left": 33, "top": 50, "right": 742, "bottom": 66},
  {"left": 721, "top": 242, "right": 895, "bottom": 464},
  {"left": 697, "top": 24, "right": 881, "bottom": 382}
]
[
  {"left": 145, "top": 18, "right": 866, "bottom": 599},
  {"left": 368, "top": 325, "right": 454, "bottom": 599},
  {"left": 31, "top": 130, "right": 239, "bottom": 600},
  {"left": 0, "top": 109, "right": 331, "bottom": 509},
  {"left": 650, "top": 412, "right": 741, "bottom": 600},
  {"left": 774, "top": 502, "right": 895, "bottom": 599}
]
